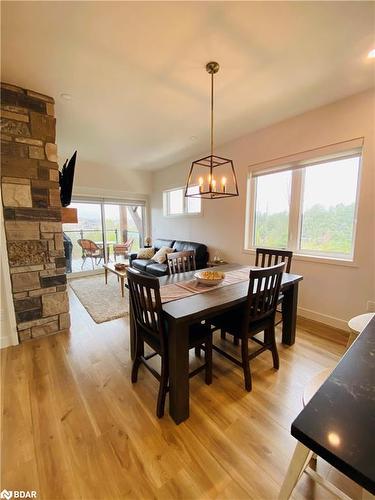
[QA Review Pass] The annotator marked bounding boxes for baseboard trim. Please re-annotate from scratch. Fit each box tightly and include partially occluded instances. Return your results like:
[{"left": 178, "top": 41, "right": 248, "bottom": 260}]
[{"left": 297, "top": 307, "right": 349, "bottom": 332}]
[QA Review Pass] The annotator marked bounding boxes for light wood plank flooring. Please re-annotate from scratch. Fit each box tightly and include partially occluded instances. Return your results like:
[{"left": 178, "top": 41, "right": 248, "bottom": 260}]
[{"left": 1, "top": 289, "right": 362, "bottom": 499}]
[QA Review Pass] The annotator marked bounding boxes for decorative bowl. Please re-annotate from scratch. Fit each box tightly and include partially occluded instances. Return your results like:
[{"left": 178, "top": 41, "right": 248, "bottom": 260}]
[
  {"left": 194, "top": 270, "right": 225, "bottom": 286},
  {"left": 114, "top": 263, "right": 127, "bottom": 271}
]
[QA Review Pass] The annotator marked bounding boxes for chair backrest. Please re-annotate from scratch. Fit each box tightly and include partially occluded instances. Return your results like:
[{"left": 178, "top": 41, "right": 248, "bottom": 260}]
[
  {"left": 167, "top": 250, "right": 196, "bottom": 275},
  {"left": 125, "top": 238, "right": 134, "bottom": 251},
  {"left": 77, "top": 239, "right": 100, "bottom": 252},
  {"left": 126, "top": 268, "right": 167, "bottom": 349},
  {"left": 255, "top": 248, "right": 293, "bottom": 273},
  {"left": 245, "top": 262, "right": 285, "bottom": 325}
]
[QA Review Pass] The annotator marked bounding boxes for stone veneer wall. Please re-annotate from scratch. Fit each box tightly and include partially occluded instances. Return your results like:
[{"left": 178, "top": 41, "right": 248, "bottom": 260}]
[{"left": 1, "top": 82, "right": 70, "bottom": 341}]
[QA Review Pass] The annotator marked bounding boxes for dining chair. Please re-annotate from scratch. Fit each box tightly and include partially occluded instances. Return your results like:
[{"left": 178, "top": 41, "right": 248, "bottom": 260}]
[
  {"left": 77, "top": 239, "right": 104, "bottom": 270},
  {"left": 211, "top": 262, "right": 285, "bottom": 391},
  {"left": 255, "top": 247, "right": 293, "bottom": 273},
  {"left": 255, "top": 248, "right": 293, "bottom": 329},
  {"left": 127, "top": 267, "right": 212, "bottom": 418},
  {"left": 167, "top": 250, "right": 196, "bottom": 275}
]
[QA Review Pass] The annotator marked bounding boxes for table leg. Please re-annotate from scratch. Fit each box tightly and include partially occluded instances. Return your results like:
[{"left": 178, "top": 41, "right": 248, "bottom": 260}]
[
  {"left": 282, "top": 283, "right": 299, "bottom": 345},
  {"left": 168, "top": 319, "right": 190, "bottom": 424},
  {"left": 278, "top": 442, "right": 313, "bottom": 500},
  {"left": 105, "top": 267, "right": 108, "bottom": 285},
  {"left": 120, "top": 276, "right": 124, "bottom": 298}
]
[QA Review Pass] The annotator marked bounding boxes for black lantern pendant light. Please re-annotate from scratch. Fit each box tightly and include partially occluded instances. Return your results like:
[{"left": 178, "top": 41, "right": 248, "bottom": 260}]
[{"left": 185, "top": 61, "right": 239, "bottom": 200}]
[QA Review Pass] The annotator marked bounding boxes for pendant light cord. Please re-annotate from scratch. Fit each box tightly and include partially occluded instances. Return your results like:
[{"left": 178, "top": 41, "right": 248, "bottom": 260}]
[{"left": 210, "top": 72, "right": 214, "bottom": 157}]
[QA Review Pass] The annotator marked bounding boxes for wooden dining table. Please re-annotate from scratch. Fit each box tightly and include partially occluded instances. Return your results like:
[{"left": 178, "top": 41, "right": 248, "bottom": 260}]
[{"left": 129, "top": 263, "right": 303, "bottom": 424}]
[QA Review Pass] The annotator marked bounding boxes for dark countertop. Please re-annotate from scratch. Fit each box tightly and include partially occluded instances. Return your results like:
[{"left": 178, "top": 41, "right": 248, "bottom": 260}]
[{"left": 291, "top": 316, "right": 375, "bottom": 494}]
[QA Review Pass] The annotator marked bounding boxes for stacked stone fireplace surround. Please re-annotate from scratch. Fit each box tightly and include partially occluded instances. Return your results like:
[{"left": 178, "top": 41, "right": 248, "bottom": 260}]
[{"left": 1, "top": 82, "right": 70, "bottom": 341}]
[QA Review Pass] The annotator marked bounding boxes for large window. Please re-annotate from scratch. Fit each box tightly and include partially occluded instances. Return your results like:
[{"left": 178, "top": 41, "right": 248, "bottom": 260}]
[
  {"left": 163, "top": 187, "right": 202, "bottom": 216},
  {"left": 63, "top": 200, "right": 145, "bottom": 274},
  {"left": 246, "top": 151, "right": 361, "bottom": 260}
]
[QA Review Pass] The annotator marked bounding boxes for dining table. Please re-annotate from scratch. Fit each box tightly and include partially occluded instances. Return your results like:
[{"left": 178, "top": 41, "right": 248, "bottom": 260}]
[{"left": 129, "top": 263, "right": 303, "bottom": 424}]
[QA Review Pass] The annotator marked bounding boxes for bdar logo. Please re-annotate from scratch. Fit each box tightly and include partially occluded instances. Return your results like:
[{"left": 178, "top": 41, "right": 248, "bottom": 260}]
[{"left": 0, "top": 490, "right": 12, "bottom": 500}]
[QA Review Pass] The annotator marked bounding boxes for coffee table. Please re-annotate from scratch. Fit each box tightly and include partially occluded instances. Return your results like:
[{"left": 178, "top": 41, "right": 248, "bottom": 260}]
[{"left": 103, "top": 261, "right": 129, "bottom": 297}]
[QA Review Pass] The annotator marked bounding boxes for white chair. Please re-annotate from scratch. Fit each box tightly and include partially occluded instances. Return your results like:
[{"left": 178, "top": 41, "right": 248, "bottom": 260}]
[{"left": 347, "top": 313, "right": 375, "bottom": 348}]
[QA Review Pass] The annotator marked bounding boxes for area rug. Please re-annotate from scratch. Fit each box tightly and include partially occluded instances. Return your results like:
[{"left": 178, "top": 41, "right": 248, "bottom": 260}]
[{"left": 69, "top": 273, "right": 129, "bottom": 324}]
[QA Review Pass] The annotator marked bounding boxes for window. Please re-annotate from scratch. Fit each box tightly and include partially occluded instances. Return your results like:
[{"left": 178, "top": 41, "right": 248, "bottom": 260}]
[
  {"left": 163, "top": 187, "right": 202, "bottom": 216},
  {"left": 63, "top": 200, "right": 145, "bottom": 274},
  {"left": 246, "top": 151, "right": 361, "bottom": 260},
  {"left": 254, "top": 170, "right": 291, "bottom": 249}
]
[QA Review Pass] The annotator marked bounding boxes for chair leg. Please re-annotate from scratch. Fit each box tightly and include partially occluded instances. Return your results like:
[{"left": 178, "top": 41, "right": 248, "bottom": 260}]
[
  {"left": 194, "top": 346, "right": 201, "bottom": 357},
  {"left": 266, "top": 326, "right": 279, "bottom": 370},
  {"left": 220, "top": 329, "right": 226, "bottom": 340},
  {"left": 131, "top": 332, "right": 143, "bottom": 383},
  {"left": 233, "top": 336, "right": 239, "bottom": 346},
  {"left": 241, "top": 337, "right": 252, "bottom": 391},
  {"left": 157, "top": 355, "right": 168, "bottom": 418},
  {"left": 81, "top": 256, "right": 86, "bottom": 270},
  {"left": 205, "top": 337, "right": 213, "bottom": 385},
  {"left": 278, "top": 442, "right": 313, "bottom": 500}
]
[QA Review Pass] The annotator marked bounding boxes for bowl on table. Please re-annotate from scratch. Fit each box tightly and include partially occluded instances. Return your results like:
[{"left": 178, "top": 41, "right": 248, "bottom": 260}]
[
  {"left": 194, "top": 270, "right": 225, "bottom": 286},
  {"left": 114, "top": 263, "right": 127, "bottom": 272}
]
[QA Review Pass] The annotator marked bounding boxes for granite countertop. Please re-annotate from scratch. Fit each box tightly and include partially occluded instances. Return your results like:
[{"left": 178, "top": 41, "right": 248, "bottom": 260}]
[{"left": 292, "top": 316, "right": 375, "bottom": 494}]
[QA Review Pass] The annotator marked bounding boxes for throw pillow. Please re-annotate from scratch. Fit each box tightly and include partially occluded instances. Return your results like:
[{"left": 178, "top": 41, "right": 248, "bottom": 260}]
[
  {"left": 137, "top": 247, "right": 155, "bottom": 259},
  {"left": 152, "top": 246, "right": 174, "bottom": 264}
]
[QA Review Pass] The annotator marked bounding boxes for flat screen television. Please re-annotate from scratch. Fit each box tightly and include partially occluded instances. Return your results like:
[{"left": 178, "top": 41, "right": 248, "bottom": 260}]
[{"left": 59, "top": 150, "right": 77, "bottom": 207}]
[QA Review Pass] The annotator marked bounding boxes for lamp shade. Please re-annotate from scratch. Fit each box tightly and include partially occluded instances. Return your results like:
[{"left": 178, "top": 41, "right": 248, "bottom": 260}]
[{"left": 185, "top": 154, "right": 239, "bottom": 199}]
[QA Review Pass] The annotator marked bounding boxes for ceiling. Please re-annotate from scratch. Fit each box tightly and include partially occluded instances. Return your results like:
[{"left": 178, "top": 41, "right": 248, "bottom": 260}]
[{"left": 2, "top": 1, "right": 375, "bottom": 173}]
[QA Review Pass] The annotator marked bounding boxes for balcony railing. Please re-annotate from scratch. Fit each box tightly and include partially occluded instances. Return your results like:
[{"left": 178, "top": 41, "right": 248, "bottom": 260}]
[{"left": 63, "top": 228, "right": 141, "bottom": 246}]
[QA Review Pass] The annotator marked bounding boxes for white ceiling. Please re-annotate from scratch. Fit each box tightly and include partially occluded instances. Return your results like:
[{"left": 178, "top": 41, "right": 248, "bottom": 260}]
[{"left": 2, "top": 1, "right": 375, "bottom": 172}]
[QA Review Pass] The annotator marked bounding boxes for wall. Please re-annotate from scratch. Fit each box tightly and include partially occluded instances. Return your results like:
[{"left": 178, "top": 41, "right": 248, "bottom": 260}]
[
  {"left": 151, "top": 89, "right": 375, "bottom": 330},
  {"left": 74, "top": 160, "right": 152, "bottom": 196},
  {"left": 72, "top": 161, "right": 153, "bottom": 240},
  {"left": 1, "top": 82, "right": 70, "bottom": 341}
]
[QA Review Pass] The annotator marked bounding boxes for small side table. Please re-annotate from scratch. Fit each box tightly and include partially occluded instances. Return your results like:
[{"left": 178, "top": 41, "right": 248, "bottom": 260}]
[{"left": 103, "top": 262, "right": 129, "bottom": 297}]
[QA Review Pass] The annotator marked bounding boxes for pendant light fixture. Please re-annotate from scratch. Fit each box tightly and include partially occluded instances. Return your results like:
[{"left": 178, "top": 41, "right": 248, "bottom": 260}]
[{"left": 185, "top": 61, "right": 239, "bottom": 199}]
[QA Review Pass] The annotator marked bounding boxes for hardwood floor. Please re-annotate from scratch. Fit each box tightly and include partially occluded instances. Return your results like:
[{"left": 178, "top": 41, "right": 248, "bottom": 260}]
[{"left": 1, "top": 289, "right": 362, "bottom": 499}]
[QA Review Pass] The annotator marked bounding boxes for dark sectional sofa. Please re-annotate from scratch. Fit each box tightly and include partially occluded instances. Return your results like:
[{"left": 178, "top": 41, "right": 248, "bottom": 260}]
[{"left": 129, "top": 238, "right": 209, "bottom": 277}]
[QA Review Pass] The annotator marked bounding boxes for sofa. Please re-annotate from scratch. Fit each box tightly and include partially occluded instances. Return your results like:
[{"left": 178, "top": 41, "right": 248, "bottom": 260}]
[{"left": 129, "top": 238, "right": 209, "bottom": 277}]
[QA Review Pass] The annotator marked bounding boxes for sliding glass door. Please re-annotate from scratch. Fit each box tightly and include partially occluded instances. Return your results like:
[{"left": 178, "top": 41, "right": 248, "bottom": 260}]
[{"left": 63, "top": 199, "right": 145, "bottom": 275}]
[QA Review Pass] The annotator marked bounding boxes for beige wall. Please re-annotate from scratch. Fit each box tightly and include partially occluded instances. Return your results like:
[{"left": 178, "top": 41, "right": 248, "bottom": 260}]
[
  {"left": 74, "top": 160, "right": 152, "bottom": 196},
  {"left": 151, "top": 89, "right": 375, "bottom": 330},
  {"left": 73, "top": 161, "right": 153, "bottom": 238}
]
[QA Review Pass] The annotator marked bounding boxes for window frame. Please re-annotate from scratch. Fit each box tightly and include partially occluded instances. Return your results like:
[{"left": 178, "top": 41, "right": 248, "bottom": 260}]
[
  {"left": 244, "top": 151, "right": 362, "bottom": 264},
  {"left": 163, "top": 186, "right": 202, "bottom": 217}
]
